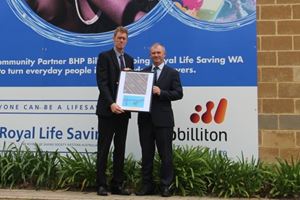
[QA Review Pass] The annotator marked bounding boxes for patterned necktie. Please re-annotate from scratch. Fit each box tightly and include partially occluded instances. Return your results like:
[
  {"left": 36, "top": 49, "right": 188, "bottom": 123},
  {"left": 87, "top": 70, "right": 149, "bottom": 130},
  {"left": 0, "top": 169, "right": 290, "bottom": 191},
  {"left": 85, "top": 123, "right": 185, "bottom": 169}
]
[
  {"left": 153, "top": 66, "right": 159, "bottom": 84},
  {"left": 119, "top": 55, "right": 125, "bottom": 69}
]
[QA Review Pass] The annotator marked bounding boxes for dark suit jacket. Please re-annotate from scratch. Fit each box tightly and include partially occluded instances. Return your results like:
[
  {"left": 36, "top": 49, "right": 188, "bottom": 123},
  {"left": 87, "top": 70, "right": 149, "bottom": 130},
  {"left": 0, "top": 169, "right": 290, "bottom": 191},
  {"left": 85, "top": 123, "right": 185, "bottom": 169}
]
[
  {"left": 96, "top": 49, "right": 134, "bottom": 117},
  {"left": 138, "top": 65, "right": 183, "bottom": 127}
]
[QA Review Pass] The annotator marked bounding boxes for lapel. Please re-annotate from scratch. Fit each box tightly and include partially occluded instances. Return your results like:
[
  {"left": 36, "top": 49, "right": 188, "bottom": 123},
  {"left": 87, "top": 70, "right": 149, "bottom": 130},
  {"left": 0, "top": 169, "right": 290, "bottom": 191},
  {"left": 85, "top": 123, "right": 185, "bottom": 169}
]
[
  {"left": 156, "top": 65, "right": 167, "bottom": 84},
  {"left": 110, "top": 49, "right": 120, "bottom": 72}
]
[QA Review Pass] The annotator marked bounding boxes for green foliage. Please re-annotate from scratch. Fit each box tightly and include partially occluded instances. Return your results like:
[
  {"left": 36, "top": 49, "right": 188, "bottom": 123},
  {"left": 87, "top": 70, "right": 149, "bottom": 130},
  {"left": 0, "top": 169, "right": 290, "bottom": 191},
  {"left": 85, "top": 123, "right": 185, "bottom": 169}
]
[
  {"left": 0, "top": 143, "right": 60, "bottom": 189},
  {"left": 123, "top": 154, "right": 140, "bottom": 188},
  {"left": 268, "top": 159, "right": 300, "bottom": 198},
  {"left": 207, "top": 151, "right": 266, "bottom": 198},
  {"left": 0, "top": 143, "right": 36, "bottom": 188},
  {"left": 171, "top": 146, "right": 210, "bottom": 196},
  {"left": 57, "top": 148, "right": 96, "bottom": 190},
  {"left": 1, "top": 143, "right": 300, "bottom": 198},
  {"left": 30, "top": 144, "right": 59, "bottom": 189}
]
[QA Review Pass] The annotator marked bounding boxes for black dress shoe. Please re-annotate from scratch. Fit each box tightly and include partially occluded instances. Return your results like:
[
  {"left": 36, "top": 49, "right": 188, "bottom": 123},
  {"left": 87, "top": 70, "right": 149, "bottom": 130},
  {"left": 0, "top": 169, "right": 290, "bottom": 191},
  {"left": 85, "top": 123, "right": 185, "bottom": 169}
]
[
  {"left": 135, "top": 185, "right": 155, "bottom": 196},
  {"left": 97, "top": 186, "right": 108, "bottom": 196},
  {"left": 111, "top": 186, "right": 131, "bottom": 195},
  {"left": 161, "top": 187, "right": 171, "bottom": 197}
]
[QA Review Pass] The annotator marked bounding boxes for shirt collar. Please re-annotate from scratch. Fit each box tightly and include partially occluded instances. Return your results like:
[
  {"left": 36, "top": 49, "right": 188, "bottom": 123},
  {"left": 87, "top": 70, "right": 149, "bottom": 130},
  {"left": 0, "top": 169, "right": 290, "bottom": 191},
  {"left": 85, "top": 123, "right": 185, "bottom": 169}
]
[
  {"left": 114, "top": 47, "right": 124, "bottom": 57},
  {"left": 152, "top": 62, "right": 164, "bottom": 70}
]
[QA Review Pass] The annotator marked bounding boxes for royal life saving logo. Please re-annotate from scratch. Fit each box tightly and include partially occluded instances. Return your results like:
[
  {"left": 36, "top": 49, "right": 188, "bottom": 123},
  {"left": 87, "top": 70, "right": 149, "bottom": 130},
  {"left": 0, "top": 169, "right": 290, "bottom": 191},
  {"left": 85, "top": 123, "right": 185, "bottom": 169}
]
[{"left": 173, "top": 98, "right": 228, "bottom": 142}]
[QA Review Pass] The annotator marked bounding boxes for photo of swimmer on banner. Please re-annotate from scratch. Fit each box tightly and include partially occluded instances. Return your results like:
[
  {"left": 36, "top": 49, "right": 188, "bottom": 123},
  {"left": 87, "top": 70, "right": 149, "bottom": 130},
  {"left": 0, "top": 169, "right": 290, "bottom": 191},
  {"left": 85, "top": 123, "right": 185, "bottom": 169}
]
[
  {"left": 25, "top": 0, "right": 159, "bottom": 33},
  {"left": 173, "top": 0, "right": 256, "bottom": 22}
]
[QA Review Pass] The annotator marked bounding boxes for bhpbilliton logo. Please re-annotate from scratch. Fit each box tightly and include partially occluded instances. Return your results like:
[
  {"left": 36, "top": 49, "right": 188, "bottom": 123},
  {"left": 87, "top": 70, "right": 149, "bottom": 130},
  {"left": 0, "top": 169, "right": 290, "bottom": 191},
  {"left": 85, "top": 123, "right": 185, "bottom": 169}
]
[
  {"left": 190, "top": 98, "right": 228, "bottom": 124},
  {"left": 173, "top": 98, "right": 228, "bottom": 142}
]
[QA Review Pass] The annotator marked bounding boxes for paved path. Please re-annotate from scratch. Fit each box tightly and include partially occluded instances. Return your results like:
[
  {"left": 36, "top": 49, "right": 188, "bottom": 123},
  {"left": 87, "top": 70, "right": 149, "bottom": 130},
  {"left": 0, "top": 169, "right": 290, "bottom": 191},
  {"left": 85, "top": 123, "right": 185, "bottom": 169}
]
[{"left": 0, "top": 189, "right": 274, "bottom": 200}]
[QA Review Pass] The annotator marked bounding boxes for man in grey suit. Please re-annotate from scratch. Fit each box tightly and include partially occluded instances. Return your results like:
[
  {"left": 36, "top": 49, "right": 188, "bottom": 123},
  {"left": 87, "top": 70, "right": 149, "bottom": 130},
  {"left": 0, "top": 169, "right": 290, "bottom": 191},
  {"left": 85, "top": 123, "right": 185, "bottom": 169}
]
[
  {"left": 136, "top": 43, "right": 183, "bottom": 197},
  {"left": 95, "top": 26, "right": 133, "bottom": 196}
]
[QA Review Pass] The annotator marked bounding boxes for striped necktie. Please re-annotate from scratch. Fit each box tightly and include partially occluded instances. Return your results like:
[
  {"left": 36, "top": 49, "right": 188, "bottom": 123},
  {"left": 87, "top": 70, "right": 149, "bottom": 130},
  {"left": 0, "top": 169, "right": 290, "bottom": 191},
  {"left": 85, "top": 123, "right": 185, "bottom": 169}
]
[
  {"left": 119, "top": 55, "right": 125, "bottom": 69},
  {"left": 153, "top": 66, "right": 159, "bottom": 84}
]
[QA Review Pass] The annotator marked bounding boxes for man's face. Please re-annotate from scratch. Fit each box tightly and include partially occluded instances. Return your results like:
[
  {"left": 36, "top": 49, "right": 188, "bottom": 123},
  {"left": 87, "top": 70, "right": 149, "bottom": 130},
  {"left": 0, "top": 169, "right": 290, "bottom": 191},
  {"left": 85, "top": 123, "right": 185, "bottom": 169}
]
[
  {"left": 113, "top": 32, "right": 128, "bottom": 52},
  {"left": 150, "top": 45, "right": 165, "bottom": 66}
]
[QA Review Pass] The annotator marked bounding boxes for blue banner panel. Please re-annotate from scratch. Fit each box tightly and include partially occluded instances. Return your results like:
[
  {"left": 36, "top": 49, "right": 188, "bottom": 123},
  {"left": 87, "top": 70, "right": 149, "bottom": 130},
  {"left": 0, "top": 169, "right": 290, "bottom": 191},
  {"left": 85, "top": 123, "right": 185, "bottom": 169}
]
[
  {"left": 0, "top": 0, "right": 258, "bottom": 159},
  {"left": 0, "top": 0, "right": 256, "bottom": 87}
]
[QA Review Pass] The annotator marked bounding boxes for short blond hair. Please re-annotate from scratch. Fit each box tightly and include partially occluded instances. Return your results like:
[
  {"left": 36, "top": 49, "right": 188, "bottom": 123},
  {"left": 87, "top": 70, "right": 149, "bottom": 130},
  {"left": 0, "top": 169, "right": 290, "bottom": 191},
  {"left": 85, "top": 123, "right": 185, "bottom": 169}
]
[{"left": 114, "top": 26, "right": 128, "bottom": 38}]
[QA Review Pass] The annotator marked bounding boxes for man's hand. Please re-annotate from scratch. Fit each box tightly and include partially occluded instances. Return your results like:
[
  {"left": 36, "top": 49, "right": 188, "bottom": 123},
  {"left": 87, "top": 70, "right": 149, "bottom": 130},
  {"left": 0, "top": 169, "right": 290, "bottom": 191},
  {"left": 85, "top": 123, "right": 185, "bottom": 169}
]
[
  {"left": 153, "top": 86, "right": 161, "bottom": 96},
  {"left": 110, "top": 103, "right": 125, "bottom": 114}
]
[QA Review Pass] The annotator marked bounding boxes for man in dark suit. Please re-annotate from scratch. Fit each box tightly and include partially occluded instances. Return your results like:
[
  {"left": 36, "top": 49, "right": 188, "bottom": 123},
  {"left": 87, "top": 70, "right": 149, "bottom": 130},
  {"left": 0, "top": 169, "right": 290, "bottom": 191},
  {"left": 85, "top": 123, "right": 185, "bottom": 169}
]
[
  {"left": 136, "top": 43, "right": 183, "bottom": 197},
  {"left": 95, "top": 26, "right": 133, "bottom": 196}
]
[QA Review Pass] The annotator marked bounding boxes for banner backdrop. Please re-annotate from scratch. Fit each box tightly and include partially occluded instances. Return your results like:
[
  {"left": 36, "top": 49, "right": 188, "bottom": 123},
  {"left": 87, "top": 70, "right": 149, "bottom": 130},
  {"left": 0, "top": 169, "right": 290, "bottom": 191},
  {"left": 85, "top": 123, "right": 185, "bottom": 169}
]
[{"left": 0, "top": 0, "right": 257, "bottom": 159}]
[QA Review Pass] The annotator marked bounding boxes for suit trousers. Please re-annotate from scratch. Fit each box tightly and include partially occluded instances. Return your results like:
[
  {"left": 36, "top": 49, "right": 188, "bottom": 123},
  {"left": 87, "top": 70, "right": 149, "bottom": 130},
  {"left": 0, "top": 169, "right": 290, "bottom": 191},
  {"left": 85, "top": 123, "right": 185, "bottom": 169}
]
[
  {"left": 138, "top": 121, "right": 174, "bottom": 187},
  {"left": 96, "top": 114, "right": 129, "bottom": 187}
]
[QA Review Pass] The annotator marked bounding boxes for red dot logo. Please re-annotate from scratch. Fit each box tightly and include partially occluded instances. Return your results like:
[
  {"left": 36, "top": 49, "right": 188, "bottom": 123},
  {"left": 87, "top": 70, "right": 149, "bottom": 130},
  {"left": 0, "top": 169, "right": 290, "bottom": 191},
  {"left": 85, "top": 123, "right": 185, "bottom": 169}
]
[
  {"left": 190, "top": 98, "right": 228, "bottom": 124},
  {"left": 195, "top": 105, "right": 202, "bottom": 112},
  {"left": 190, "top": 105, "right": 202, "bottom": 123}
]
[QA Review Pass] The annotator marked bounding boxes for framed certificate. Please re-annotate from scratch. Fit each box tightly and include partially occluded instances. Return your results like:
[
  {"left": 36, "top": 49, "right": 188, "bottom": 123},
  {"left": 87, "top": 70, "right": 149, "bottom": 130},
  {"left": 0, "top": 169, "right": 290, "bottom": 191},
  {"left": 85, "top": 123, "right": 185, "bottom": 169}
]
[{"left": 116, "top": 71, "right": 154, "bottom": 112}]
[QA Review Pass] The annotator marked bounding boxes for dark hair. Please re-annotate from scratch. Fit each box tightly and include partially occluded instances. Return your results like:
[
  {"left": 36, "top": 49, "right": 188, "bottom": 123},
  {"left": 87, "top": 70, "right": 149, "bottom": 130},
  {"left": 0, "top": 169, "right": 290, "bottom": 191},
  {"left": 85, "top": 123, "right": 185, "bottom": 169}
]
[{"left": 114, "top": 26, "right": 128, "bottom": 37}]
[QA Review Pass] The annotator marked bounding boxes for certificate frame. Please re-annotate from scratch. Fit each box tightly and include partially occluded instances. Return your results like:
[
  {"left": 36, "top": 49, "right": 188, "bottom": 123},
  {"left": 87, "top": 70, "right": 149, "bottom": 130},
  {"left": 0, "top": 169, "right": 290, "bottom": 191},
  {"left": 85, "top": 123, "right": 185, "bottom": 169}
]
[{"left": 116, "top": 71, "right": 154, "bottom": 112}]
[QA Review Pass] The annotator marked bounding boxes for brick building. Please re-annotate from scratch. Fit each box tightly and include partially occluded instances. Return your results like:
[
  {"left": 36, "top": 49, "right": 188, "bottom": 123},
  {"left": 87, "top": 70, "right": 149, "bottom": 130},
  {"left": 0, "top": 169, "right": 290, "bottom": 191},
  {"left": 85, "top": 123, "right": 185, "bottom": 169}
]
[{"left": 257, "top": 0, "right": 300, "bottom": 162}]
